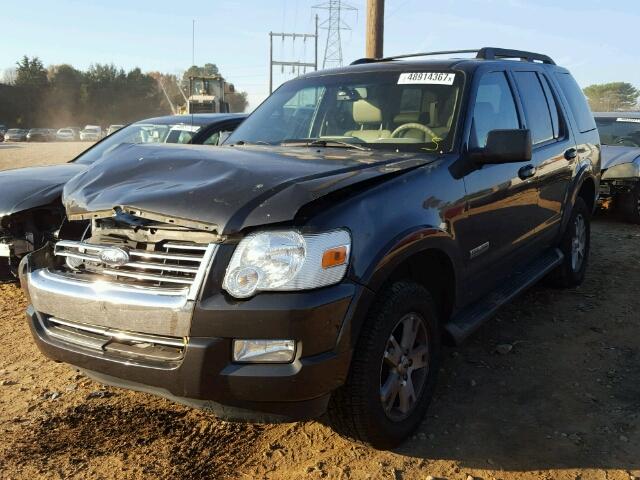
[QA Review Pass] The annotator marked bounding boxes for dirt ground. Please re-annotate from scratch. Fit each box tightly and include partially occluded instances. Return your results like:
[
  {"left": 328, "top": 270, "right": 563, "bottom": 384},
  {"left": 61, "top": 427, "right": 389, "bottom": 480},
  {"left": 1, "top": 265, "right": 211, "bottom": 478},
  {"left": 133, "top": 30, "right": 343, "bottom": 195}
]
[
  {"left": 0, "top": 144, "right": 639, "bottom": 480},
  {"left": 0, "top": 141, "right": 91, "bottom": 171}
]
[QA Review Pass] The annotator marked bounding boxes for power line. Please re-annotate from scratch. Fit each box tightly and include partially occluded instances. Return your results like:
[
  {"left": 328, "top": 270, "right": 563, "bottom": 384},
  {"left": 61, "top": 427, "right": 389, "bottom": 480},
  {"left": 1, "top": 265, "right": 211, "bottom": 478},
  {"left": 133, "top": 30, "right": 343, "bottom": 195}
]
[
  {"left": 313, "top": 0, "right": 357, "bottom": 68},
  {"left": 268, "top": 15, "right": 319, "bottom": 94}
]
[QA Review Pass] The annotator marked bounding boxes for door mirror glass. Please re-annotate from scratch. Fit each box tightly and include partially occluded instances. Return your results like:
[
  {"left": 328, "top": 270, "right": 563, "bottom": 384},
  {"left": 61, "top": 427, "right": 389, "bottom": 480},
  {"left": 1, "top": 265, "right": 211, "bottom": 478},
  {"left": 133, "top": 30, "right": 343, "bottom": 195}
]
[{"left": 472, "top": 129, "right": 532, "bottom": 164}]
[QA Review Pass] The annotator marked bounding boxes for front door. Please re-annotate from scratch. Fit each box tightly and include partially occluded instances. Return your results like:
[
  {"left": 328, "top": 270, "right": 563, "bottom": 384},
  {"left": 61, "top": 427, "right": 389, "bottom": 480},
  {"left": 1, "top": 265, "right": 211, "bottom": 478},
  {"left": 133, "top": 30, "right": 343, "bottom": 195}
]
[{"left": 456, "top": 70, "right": 540, "bottom": 301}]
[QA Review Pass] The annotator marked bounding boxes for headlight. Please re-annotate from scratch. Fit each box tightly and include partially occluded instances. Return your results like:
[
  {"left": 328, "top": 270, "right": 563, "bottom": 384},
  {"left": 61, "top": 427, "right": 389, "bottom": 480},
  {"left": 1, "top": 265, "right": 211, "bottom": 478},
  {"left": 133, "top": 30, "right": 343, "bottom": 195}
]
[{"left": 223, "top": 229, "right": 351, "bottom": 298}]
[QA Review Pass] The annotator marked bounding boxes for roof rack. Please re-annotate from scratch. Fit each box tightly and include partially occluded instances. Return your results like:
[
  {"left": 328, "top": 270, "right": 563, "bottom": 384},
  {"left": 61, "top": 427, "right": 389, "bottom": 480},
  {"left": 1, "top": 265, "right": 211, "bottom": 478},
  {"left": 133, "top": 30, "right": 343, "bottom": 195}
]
[
  {"left": 477, "top": 47, "right": 555, "bottom": 65},
  {"left": 350, "top": 47, "right": 556, "bottom": 66}
]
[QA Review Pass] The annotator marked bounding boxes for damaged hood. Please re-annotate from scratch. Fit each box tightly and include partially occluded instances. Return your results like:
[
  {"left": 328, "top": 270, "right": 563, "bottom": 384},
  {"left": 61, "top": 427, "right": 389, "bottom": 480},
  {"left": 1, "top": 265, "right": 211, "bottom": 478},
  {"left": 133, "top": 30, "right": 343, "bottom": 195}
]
[
  {"left": 601, "top": 145, "right": 640, "bottom": 170},
  {"left": 0, "top": 163, "right": 87, "bottom": 217},
  {"left": 62, "top": 143, "right": 433, "bottom": 234}
]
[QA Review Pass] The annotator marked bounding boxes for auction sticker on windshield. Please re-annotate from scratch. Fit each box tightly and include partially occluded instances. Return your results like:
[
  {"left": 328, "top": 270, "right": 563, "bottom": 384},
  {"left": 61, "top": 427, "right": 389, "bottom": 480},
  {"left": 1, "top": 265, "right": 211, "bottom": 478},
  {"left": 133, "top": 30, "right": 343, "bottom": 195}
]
[{"left": 398, "top": 72, "right": 456, "bottom": 85}]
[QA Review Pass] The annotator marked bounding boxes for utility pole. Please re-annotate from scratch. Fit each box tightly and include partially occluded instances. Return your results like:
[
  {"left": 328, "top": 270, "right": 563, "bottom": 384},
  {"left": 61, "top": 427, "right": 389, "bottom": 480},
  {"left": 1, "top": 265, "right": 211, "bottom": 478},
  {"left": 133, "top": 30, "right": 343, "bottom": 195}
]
[
  {"left": 269, "top": 15, "right": 319, "bottom": 94},
  {"left": 314, "top": 1, "right": 357, "bottom": 68},
  {"left": 366, "top": 0, "right": 384, "bottom": 59}
]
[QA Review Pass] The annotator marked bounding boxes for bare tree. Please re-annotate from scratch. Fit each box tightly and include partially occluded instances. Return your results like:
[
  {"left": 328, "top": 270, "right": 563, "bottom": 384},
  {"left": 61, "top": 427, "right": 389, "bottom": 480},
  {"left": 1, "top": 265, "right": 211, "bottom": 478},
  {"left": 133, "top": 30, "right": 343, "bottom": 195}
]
[{"left": 2, "top": 68, "right": 17, "bottom": 85}]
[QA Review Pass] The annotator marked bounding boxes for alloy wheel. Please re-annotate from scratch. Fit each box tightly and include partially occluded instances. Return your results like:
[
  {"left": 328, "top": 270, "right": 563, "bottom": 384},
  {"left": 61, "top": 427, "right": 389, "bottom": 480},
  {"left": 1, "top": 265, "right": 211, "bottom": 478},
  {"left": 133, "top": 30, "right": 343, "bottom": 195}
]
[
  {"left": 571, "top": 213, "right": 586, "bottom": 272},
  {"left": 379, "top": 312, "right": 429, "bottom": 421}
]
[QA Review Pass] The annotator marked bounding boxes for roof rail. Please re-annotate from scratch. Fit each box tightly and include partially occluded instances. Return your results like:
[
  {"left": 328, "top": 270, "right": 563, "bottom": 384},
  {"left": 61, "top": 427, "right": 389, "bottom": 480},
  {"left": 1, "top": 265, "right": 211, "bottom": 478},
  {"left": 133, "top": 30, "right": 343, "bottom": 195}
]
[
  {"left": 350, "top": 49, "right": 479, "bottom": 65},
  {"left": 477, "top": 47, "right": 555, "bottom": 65},
  {"left": 350, "top": 47, "right": 555, "bottom": 66}
]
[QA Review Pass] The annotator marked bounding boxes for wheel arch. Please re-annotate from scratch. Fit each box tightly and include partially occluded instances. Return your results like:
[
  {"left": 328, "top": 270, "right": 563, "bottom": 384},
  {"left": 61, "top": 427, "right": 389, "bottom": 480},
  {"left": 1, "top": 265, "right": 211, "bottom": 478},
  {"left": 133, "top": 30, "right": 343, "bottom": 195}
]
[
  {"left": 336, "top": 228, "right": 462, "bottom": 353},
  {"left": 577, "top": 176, "right": 596, "bottom": 214}
]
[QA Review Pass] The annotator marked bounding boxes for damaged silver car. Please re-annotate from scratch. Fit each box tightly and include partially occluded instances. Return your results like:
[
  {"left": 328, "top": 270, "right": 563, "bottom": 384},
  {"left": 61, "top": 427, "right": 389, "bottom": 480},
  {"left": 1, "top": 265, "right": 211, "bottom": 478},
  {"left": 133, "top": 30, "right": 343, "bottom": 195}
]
[
  {"left": 595, "top": 112, "right": 640, "bottom": 223},
  {"left": 0, "top": 113, "right": 245, "bottom": 276}
]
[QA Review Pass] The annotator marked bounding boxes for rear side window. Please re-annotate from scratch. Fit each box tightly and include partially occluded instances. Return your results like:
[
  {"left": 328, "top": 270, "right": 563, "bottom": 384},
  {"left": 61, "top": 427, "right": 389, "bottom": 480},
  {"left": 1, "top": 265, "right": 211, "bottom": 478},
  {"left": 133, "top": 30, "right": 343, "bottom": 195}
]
[
  {"left": 471, "top": 72, "right": 520, "bottom": 148},
  {"left": 555, "top": 73, "right": 596, "bottom": 133},
  {"left": 539, "top": 75, "right": 562, "bottom": 139},
  {"left": 513, "top": 71, "right": 554, "bottom": 145}
]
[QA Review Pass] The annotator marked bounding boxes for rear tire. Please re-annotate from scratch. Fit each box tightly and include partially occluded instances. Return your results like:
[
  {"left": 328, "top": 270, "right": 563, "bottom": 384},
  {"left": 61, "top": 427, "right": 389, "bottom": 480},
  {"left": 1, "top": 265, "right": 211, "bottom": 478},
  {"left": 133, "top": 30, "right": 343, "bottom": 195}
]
[
  {"left": 327, "top": 281, "right": 441, "bottom": 449},
  {"left": 548, "top": 196, "right": 590, "bottom": 288},
  {"left": 619, "top": 185, "right": 640, "bottom": 224}
]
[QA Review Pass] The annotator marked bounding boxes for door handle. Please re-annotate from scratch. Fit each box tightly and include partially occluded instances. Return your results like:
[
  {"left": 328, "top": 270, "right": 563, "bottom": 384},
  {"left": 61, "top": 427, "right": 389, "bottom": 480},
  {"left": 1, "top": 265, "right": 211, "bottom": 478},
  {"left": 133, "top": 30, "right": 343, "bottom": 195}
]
[
  {"left": 564, "top": 148, "right": 578, "bottom": 160},
  {"left": 518, "top": 164, "right": 537, "bottom": 180}
]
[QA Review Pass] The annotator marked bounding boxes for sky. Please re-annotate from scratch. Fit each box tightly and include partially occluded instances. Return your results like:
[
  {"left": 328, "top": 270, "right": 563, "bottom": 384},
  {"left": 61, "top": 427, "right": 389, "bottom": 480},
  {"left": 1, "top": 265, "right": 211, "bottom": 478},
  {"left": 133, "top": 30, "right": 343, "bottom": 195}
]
[{"left": 2, "top": 0, "right": 639, "bottom": 110}]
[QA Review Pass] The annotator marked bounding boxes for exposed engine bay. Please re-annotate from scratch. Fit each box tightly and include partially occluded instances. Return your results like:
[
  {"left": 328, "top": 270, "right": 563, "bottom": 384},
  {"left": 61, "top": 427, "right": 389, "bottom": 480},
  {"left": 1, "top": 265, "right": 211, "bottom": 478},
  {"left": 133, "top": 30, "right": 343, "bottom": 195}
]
[{"left": 0, "top": 204, "right": 66, "bottom": 276}]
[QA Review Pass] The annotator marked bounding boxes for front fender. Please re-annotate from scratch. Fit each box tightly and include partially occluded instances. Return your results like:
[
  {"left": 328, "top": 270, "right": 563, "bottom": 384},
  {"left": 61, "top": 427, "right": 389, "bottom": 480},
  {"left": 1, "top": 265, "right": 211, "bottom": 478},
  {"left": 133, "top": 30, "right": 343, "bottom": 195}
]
[
  {"left": 362, "top": 226, "right": 463, "bottom": 293},
  {"left": 334, "top": 227, "right": 463, "bottom": 354}
]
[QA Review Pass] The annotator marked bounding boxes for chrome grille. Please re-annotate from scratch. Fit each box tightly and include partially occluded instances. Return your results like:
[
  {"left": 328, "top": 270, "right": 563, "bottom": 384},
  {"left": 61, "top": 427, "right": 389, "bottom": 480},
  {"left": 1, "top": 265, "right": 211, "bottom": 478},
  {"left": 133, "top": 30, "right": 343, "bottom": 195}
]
[{"left": 54, "top": 239, "right": 216, "bottom": 300}]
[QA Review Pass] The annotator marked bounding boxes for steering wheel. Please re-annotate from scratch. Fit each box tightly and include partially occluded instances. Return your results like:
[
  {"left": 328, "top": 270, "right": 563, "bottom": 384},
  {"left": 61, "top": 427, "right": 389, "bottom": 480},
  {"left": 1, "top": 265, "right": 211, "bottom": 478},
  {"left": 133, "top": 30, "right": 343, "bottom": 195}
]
[{"left": 391, "top": 123, "right": 439, "bottom": 142}]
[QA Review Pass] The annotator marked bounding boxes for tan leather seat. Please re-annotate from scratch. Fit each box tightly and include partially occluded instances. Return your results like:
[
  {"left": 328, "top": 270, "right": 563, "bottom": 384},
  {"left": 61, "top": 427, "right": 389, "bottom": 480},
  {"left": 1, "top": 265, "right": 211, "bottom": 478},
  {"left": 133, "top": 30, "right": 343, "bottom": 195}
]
[{"left": 346, "top": 100, "right": 391, "bottom": 142}]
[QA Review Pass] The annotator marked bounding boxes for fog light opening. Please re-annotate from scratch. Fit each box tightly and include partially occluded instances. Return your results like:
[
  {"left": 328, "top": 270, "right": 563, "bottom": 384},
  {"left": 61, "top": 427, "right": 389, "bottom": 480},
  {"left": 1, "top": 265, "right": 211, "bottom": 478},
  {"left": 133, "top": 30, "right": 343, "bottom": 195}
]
[{"left": 232, "top": 339, "right": 296, "bottom": 363}]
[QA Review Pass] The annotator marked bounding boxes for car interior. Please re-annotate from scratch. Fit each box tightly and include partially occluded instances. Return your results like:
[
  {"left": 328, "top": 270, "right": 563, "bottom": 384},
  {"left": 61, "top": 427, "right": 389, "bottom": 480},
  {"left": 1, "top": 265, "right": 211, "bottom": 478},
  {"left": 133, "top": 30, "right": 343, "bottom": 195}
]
[
  {"left": 269, "top": 81, "right": 461, "bottom": 148},
  {"left": 316, "top": 83, "right": 460, "bottom": 145}
]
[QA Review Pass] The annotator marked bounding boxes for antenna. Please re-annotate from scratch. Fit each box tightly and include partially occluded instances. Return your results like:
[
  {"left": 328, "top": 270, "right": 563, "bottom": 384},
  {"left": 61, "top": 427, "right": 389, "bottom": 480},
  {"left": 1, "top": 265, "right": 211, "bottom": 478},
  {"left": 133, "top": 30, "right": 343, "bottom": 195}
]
[
  {"left": 192, "top": 19, "right": 195, "bottom": 66},
  {"left": 313, "top": 0, "right": 357, "bottom": 68}
]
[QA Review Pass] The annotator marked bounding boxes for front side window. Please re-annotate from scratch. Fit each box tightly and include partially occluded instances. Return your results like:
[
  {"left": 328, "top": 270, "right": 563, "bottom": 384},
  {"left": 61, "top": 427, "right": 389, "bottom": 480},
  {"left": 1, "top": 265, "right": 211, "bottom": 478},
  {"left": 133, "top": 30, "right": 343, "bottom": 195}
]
[
  {"left": 514, "top": 71, "right": 554, "bottom": 145},
  {"left": 226, "top": 70, "right": 464, "bottom": 152},
  {"left": 471, "top": 72, "right": 520, "bottom": 149}
]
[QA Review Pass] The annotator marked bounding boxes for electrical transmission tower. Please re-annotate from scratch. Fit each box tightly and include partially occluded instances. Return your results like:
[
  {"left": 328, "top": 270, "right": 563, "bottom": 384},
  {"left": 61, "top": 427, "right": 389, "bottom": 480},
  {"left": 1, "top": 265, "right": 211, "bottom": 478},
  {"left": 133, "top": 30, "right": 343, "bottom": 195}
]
[{"left": 314, "top": 0, "right": 357, "bottom": 68}]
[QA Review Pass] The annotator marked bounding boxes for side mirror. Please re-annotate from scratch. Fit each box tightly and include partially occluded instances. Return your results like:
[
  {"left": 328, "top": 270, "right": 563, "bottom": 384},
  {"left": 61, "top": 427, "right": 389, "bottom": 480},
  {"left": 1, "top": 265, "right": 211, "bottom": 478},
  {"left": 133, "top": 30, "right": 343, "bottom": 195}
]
[{"left": 471, "top": 129, "right": 532, "bottom": 164}]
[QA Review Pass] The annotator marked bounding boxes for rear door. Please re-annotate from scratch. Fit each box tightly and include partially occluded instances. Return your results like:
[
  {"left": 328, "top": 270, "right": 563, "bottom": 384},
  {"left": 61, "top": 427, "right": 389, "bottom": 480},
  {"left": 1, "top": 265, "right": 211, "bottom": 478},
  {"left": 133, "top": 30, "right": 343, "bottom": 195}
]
[{"left": 510, "top": 68, "right": 576, "bottom": 244}]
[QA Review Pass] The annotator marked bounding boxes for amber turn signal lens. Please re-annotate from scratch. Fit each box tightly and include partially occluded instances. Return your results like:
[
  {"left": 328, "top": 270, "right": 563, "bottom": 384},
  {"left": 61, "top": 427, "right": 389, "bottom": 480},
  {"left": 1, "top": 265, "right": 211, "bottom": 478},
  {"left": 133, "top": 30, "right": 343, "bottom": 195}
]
[{"left": 322, "top": 246, "right": 348, "bottom": 269}]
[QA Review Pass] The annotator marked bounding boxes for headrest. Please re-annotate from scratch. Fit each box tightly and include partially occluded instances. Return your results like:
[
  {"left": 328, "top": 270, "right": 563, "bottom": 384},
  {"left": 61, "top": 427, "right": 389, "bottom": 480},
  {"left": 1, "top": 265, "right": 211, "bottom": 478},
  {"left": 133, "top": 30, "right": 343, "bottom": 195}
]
[
  {"left": 353, "top": 99, "right": 382, "bottom": 124},
  {"left": 393, "top": 111, "right": 422, "bottom": 124}
]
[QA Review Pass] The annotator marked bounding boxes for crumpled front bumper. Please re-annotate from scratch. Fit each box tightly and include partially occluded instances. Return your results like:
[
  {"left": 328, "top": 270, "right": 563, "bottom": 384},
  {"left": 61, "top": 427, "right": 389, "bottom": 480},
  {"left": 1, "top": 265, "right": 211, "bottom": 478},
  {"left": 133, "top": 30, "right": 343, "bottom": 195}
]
[{"left": 19, "top": 245, "right": 357, "bottom": 420}]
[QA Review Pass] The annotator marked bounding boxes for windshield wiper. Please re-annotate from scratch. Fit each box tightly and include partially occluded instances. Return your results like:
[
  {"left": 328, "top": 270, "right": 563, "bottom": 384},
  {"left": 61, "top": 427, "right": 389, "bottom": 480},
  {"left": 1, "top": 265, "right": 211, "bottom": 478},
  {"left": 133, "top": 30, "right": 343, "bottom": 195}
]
[{"left": 280, "top": 139, "right": 370, "bottom": 151}]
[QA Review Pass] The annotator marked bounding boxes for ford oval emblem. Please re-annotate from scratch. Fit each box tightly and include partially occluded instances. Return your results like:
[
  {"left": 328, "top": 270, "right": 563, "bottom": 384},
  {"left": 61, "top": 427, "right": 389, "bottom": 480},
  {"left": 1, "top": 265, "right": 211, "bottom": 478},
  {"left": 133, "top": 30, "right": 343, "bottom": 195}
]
[{"left": 99, "top": 247, "right": 130, "bottom": 267}]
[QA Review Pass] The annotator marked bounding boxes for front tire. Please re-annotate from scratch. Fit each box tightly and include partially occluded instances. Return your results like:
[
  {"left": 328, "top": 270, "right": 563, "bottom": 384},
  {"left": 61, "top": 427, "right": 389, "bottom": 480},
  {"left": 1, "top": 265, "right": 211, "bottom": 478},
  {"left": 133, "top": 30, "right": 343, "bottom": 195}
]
[
  {"left": 327, "top": 281, "right": 441, "bottom": 449},
  {"left": 548, "top": 196, "right": 590, "bottom": 288}
]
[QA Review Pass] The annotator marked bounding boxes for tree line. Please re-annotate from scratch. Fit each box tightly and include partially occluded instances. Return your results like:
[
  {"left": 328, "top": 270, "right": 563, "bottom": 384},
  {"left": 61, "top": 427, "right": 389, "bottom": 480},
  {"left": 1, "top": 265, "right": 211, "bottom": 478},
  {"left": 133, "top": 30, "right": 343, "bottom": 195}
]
[
  {"left": 0, "top": 56, "right": 249, "bottom": 128},
  {"left": 583, "top": 82, "right": 639, "bottom": 112},
  {"left": 2, "top": 55, "right": 636, "bottom": 128}
]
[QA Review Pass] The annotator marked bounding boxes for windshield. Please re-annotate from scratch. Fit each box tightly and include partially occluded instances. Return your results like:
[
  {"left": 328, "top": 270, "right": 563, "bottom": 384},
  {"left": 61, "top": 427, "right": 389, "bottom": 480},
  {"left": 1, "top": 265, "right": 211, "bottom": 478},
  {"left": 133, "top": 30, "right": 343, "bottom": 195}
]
[
  {"left": 596, "top": 117, "right": 640, "bottom": 147},
  {"left": 74, "top": 122, "right": 203, "bottom": 165},
  {"left": 226, "top": 70, "right": 464, "bottom": 152},
  {"left": 7, "top": 129, "right": 22, "bottom": 134}
]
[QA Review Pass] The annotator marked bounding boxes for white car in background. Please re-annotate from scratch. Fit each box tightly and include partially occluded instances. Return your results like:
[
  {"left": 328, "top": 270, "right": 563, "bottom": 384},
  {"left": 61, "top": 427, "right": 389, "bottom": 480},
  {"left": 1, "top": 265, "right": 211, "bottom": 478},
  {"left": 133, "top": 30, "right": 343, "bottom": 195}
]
[
  {"left": 106, "top": 124, "right": 124, "bottom": 136},
  {"left": 79, "top": 125, "right": 102, "bottom": 141},
  {"left": 56, "top": 128, "right": 79, "bottom": 141}
]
